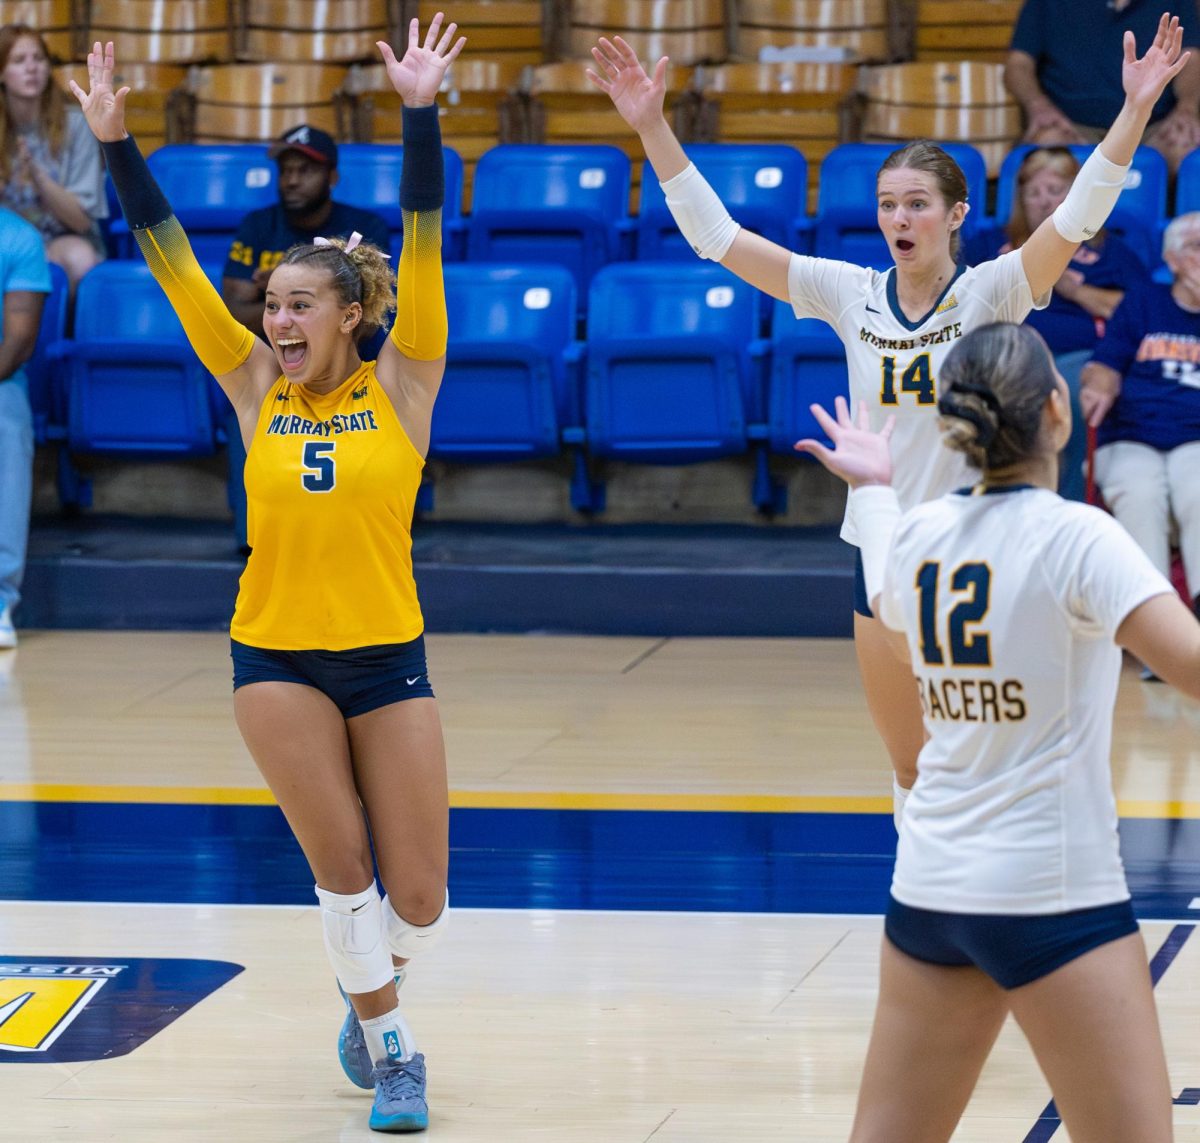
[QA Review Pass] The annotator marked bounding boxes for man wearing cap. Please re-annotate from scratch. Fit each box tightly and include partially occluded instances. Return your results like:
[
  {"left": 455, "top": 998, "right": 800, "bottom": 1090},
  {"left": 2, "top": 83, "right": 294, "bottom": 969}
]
[{"left": 220, "top": 125, "right": 391, "bottom": 338}]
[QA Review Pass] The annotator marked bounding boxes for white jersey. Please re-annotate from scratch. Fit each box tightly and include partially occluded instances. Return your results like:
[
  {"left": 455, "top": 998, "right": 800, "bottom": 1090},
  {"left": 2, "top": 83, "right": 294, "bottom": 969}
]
[
  {"left": 878, "top": 486, "right": 1173, "bottom": 914},
  {"left": 787, "top": 248, "right": 1047, "bottom": 544}
]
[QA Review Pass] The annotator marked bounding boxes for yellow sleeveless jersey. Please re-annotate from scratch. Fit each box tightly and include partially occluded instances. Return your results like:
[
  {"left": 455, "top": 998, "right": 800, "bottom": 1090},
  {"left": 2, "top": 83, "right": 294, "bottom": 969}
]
[{"left": 231, "top": 361, "right": 425, "bottom": 650}]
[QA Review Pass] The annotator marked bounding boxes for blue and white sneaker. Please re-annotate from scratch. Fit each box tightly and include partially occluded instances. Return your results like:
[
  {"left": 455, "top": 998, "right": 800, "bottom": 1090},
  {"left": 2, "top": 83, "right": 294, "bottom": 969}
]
[
  {"left": 338, "top": 970, "right": 406, "bottom": 1090},
  {"left": 369, "top": 1053, "right": 428, "bottom": 1133}
]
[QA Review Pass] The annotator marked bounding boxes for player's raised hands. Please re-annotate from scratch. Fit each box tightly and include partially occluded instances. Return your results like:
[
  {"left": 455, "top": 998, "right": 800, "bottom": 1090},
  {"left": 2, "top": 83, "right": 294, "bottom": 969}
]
[
  {"left": 1122, "top": 12, "right": 1190, "bottom": 112},
  {"left": 587, "top": 36, "right": 668, "bottom": 134},
  {"left": 68, "top": 41, "right": 130, "bottom": 143},
  {"left": 795, "top": 397, "right": 896, "bottom": 489},
  {"left": 376, "top": 11, "right": 466, "bottom": 108}
]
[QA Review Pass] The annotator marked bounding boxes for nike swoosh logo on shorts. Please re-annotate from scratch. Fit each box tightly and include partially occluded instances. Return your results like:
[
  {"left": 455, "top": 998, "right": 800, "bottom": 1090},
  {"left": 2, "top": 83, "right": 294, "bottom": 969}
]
[{"left": 406, "top": 676, "right": 423, "bottom": 685}]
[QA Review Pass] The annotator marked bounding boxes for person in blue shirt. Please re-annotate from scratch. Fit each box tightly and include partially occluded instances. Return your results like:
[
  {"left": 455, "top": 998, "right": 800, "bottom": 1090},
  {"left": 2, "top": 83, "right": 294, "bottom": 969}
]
[
  {"left": 220, "top": 125, "right": 392, "bottom": 341},
  {"left": 1006, "top": 0, "right": 1200, "bottom": 173},
  {"left": 965, "top": 147, "right": 1150, "bottom": 500},
  {"left": 0, "top": 207, "right": 51, "bottom": 649},
  {"left": 1081, "top": 210, "right": 1200, "bottom": 627}
]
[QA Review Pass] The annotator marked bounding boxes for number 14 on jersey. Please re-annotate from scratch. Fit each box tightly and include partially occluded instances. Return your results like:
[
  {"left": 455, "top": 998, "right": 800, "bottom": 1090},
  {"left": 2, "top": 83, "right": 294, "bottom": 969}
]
[{"left": 881, "top": 352, "right": 936, "bottom": 405}]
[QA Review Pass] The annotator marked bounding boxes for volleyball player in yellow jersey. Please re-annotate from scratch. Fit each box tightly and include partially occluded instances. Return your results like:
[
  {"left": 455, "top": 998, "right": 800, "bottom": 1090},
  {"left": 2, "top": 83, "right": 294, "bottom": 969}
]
[{"left": 72, "top": 16, "right": 464, "bottom": 1134}]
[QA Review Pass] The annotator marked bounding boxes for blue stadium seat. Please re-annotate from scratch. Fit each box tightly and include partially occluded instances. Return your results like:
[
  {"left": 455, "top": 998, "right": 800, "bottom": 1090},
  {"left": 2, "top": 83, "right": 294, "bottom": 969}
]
[
  {"left": 26, "top": 262, "right": 69, "bottom": 445},
  {"left": 767, "top": 299, "right": 849, "bottom": 456},
  {"left": 109, "top": 144, "right": 276, "bottom": 263},
  {"left": 431, "top": 264, "right": 578, "bottom": 461},
  {"left": 58, "top": 262, "right": 218, "bottom": 457},
  {"left": 467, "top": 145, "right": 632, "bottom": 308},
  {"left": 583, "top": 262, "right": 764, "bottom": 464},
  {"left": 992, "top": 144, "right": 1167, "bottom": 270},
  {"left": 1175, "top": 147, "right": 1200, "bottom": 215},
  {"left": 814, "top": 141, "right": 989, "bottom": 269},
  {"left": 636, "top": 143, "right": 809, "bottom": 260},
  {"left": 336, "top": 143, "right": 467, "bottom": 261}
]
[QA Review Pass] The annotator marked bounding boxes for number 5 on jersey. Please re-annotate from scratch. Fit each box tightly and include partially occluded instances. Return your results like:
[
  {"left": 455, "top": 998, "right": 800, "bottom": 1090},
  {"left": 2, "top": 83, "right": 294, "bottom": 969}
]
[
  {"left": 881, "top": 352, "right": 935, "bottom": 405},
  {"left": 302, "top": 441, "right": 336, "bottom": 492}
]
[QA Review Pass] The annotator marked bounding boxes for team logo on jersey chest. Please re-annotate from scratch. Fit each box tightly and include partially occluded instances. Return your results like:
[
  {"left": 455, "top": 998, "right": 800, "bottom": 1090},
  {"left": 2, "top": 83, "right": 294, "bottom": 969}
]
[
  {"left": 935, "top": 292, "right": 959, "bottom": 315},
  {"left": 0, "top": 957, "right": 243, "bottom": 1062}
]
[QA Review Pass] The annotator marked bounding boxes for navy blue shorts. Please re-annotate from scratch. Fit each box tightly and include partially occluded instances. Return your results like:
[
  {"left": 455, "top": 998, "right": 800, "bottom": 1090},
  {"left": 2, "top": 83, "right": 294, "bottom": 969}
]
[
  {"left": 885, "top": 895, "right": 1139, "bottom": 990},
  {"left": 231, "top": 635, "right": 435, "bottom": 719},
  {"left": 853, "top": 548, "right": 874, "bottom": 618}
]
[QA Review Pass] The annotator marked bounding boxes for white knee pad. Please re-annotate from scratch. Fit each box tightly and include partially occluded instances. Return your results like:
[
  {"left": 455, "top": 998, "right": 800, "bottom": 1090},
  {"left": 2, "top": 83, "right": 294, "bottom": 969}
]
[
  {"left": 314, "top": 882, "right": 395, "bottom": 995},
  {"left": 383, "top": 890, "right": 450, "bottom": 959}
]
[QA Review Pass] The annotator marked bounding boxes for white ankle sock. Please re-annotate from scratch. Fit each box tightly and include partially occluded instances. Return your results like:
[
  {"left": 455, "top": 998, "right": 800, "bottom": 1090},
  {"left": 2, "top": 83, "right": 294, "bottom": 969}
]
[
  {"left": 893, "top": 777, "right": 911, "bottom": 832},
  {"left": 361, "top": 1006, "right": 417, "bottom": 1065}
]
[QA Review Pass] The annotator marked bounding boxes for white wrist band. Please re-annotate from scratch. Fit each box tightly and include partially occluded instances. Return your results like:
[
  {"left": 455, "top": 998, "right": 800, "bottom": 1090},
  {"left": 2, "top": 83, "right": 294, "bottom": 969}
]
[
  {"left": 1051, "top": 147, "right": 1130, "bottom": 243},
  {"left": 660, "top": 162, "right": 741, "bottom": 262},
  {"left": 849, "top": 485, "right": 902, "bottom": 609}
]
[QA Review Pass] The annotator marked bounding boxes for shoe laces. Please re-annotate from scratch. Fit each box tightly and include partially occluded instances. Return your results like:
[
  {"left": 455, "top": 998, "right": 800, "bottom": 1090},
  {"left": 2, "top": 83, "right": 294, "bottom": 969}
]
[
  {"left": 374, "top": 1053, "right": 426, "bottom": 1103},
  {"left": 345, "top": 1017, "right": 366, "bottom": 1051}
]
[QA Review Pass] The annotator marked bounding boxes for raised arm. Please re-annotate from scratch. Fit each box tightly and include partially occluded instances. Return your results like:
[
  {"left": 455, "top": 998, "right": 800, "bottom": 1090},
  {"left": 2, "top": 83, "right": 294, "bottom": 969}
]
[
  {"left": 68, "top": 42, "right": 276, "bottom": 418},
  {"left": 1020, "top": 14, "right": 1190, "bottom": 300},
  {"left": 373, "top": 13, "right": 465, "bottom": 457},
  {"left": 587, "top": 36, "right": 793, "bottom": 302}
]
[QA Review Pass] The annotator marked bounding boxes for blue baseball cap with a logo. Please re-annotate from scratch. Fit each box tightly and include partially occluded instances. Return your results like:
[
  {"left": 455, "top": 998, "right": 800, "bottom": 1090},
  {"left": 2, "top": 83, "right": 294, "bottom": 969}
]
[{"left": 268, "top": 124, "right": 338, "bottom": 167}]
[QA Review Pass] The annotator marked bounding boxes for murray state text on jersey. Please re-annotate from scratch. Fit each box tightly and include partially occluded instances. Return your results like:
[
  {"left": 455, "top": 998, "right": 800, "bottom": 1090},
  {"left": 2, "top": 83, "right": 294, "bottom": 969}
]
[
  {"left": 858, "top": 321, "right": 964, "bottom": 353},
  {"left": 265, "top": 410, "right": 380, "bottom": 437}
]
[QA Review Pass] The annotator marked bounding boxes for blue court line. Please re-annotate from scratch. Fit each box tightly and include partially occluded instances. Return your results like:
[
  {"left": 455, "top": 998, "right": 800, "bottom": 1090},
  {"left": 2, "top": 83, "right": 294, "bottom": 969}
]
[
  {"left": 1021, "top": 924, "right": 1196, "bottom": 1143},
  {"left": 2, "top": 802, "right": 1199, "bottom": 917}
]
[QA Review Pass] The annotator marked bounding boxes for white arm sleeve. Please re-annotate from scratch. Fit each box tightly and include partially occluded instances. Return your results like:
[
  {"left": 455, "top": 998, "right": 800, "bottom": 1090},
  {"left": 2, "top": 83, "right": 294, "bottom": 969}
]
[
  {"left": 660, "top": 162, "right": 741, "bottom": 262},
  {"left": 850, "top": 484, "right": 902, "bottom": 618},
  {"left": 1051, "top": 147, "right": 1130, "bottom": 244}
]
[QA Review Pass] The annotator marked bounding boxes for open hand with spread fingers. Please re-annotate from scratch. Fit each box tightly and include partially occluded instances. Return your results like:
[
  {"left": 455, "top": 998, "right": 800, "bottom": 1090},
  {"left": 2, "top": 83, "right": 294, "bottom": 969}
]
[
  {"left": 1122, "top": 12, "right": 1190, "bottom": 112},
  {"left": 67, "top": 40, "right": 130, "bottom": 143},
  {"left": 586, "top": 35, "right": 668, "bottom": 134},
  {"left": 377, "top": 11, "right": 466, "bottom": 108},
  {"left": 794, "top": 397, "right": 896, "bottom": 489}
]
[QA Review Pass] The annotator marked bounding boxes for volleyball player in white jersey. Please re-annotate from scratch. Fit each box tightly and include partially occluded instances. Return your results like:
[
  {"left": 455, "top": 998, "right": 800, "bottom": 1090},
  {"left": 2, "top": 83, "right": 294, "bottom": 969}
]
[
  {"left": 588, "top": 15, "right": 1190, "bottom": 820},
  {"left": 796, "top": 321, "right": 1200, "bottom": 1142}
]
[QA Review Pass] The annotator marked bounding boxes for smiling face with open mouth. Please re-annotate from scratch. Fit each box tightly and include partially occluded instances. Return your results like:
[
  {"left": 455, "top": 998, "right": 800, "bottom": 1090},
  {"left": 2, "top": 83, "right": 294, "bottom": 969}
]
[
  {"left": 263, "top": 263, "right": 362, "bottom": 390},
  {"left": 876, "top": 168, "right": 965, "bottom": 273}
]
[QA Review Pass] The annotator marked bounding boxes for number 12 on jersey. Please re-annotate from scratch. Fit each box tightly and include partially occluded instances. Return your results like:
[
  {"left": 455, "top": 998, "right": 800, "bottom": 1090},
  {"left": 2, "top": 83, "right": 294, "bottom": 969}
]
[
  {"left": 916, "top": 560, "right": 992, "bottom": 667},
  {"left": 302, "top": 441, "right": 336, "bottom": 492},
  {"left": 881, "top": 352, "right": 935, "bottom": 405}
]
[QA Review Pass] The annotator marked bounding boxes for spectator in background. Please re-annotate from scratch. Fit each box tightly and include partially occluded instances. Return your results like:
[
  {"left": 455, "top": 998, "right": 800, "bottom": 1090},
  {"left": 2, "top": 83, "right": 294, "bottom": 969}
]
[
  {"left": 0, "top": 24, "right": 106, "bottom": 295},
  {"left": 1005, "top": 0, "right": 1200, "bottom": 174},
  {"left": 0, "top": 206, "right": 50, "bottom": 649},
  {"left": 966, "top": 147, "right": 1150, "bottom": 500},
  {"left": 220, "top": 124, "right": 391, "bottom": 340},
  {"left": 1080, "top": 211, "right": 1200, "bottom": 654}
]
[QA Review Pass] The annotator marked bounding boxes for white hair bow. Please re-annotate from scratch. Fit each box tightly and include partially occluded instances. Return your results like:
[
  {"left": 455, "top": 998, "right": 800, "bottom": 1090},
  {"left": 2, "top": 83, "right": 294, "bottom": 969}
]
[{"left": 314, "top": 231, "right": 364, "bottom": 251}]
